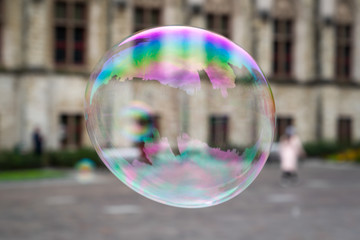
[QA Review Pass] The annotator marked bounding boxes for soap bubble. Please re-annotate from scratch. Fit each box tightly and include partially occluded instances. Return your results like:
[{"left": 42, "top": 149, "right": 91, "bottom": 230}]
[{"left": 85, "top": 26, "right": 275, "bottom": 208}]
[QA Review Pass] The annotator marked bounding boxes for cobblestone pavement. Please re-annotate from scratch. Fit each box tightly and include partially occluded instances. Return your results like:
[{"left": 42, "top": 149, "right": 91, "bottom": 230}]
[{"left": 0, "top": 161, "right": 360, "bottom": 240}]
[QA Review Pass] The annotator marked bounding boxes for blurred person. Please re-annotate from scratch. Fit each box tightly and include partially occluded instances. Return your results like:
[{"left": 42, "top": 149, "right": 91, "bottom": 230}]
[
  {"left": 32, "top": 127, "right": 44, "bottom": 156},
  {"left": 279, "top": 126, "right": 305, "bottom": 186},
  {"left": 76, "top": 158, "right": 96, "bottom": 183}
]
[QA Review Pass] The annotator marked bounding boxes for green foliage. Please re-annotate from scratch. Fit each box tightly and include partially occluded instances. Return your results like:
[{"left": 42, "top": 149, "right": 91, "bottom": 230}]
[
  {"left": 0, "top": 148, "right": 104, "bottom": 170},
  {"left": 47, "top": 148, "right": 103, "bottom": 168},
  {"left": 303, "top": 141, "right": 347, "bottom": 157},
  {"left": 327, "top": 148, "right": 360, "bottom": 163},
  {"left": 0, "top": 169, "right": 66, "bottom": 181},
  {"left": 0, "top": 151, "right": 42, "bottom": 170},
  {"left": 304, "top": 141, "right": 360, "bottom": 160}
]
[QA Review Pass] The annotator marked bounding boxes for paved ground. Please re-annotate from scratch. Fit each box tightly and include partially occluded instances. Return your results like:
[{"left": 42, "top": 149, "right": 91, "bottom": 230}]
[{"left": 0, "top": 161, "right": 360, "bottom": 240}]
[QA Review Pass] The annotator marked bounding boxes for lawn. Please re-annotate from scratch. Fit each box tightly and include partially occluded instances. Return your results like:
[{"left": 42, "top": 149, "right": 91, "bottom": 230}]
[{"left": 0, "top": 169, "right": 67, "bottom": 181}]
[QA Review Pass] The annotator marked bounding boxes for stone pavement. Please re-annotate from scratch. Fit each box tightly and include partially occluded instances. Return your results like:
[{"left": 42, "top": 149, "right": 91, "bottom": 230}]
[{"left": 0, "top": 161, "right": 360, "bottom": 240}]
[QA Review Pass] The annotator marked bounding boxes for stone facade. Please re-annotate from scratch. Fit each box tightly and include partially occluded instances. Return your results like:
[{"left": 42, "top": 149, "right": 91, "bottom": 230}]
[{"left": 0, "top": 0, "right": 360, "bottom": 150}]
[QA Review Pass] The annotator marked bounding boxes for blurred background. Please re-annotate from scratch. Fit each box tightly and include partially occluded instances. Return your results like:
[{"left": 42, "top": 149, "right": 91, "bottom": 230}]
[{"left": 0, "top": 0, "right": 360, "bottom": 239}]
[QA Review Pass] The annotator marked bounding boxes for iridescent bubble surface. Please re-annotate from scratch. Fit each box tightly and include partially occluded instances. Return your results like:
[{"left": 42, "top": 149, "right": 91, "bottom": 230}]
[{"left": 85, "top": 26, "right": 275, "bottom": 208}]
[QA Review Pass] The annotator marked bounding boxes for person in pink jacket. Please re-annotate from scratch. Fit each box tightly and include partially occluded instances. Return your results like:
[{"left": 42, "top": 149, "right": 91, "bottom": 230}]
[{"left": 279, "top": 126, "right": 305, "bottom": 185}]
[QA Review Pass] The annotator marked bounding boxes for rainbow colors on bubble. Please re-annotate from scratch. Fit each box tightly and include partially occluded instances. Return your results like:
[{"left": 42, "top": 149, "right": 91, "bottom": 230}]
[
  {"left": 120, "top": 101, "right": 156, "bottom": 143},
  {"left": 85, "top": 26, "right": 275, "bottom": 208},
  {"left": 87, "top": 26, "right": 267, "bottom": 104}
]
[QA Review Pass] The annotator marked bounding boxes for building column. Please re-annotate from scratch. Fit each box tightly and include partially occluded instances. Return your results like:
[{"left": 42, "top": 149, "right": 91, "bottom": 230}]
[
  {"left": 319, "top": 25, "right": 335, "bottom": 80},
  {"left": 321, "top": 86, "right": 338, "bottom": 141},
  {"left": 3, "top": 0, "right": 22, "bottom": 69},
  {"left": 255, "top": 18, "right": 272, "bottom": 77},
  {"left": 23, "top": 0, "right": 52, "bottom": 70},
  {"left": 110, "top": 0, "right": 133, "bottom": 47},
  {"left": 88, "top": 0, "right": 108, "bottom": 71},
  {"left": 294, "top": 0, "right": 315, "bottom": 82},
  {"left": 186, "top": 0, "right": 205, "bottom": 28},
  {"left": 164, "top": 0, "right": 183, "bottom": 25},
  {"left": 231, "top": 0, "right": 252, "bottom": 52}
]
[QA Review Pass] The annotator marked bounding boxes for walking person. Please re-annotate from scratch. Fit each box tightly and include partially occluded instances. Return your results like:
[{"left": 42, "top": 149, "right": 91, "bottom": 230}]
[
  {"left": 32, "top": 127, "right": 43, "bottom": 156},
  {"left": 32, "top": 127, "right": 49, "bottom": 167},
  {"left": 279, "top": 126, "right": 305, "bottom": 186}
]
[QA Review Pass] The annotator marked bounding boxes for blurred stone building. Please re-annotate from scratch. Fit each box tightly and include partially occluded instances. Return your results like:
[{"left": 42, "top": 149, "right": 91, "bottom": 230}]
[{"left": 0, "top": 0, "right": 360, "bottom": 150}]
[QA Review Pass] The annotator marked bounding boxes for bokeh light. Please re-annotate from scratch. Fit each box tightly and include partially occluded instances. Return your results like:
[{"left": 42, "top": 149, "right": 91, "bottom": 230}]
[{"left": 85, "top": 26, "right": 275, "bottom": 208}]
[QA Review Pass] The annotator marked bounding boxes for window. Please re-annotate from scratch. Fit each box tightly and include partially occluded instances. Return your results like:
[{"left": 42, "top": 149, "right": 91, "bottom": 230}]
[
  {"left": 60, "top": 114, "right": 83, "bottom": 148},
  {"left": 206, "top": 13, "right": 231, "bottom": 38},
  {"left": 338, "top": 117, "right": 352, "bottom": 144},
  {"left": 336, "top": 24, "right": 352, "bottom": 81},
  {"left": 54, "top": 0, "right": 86, "bottom": 66},
  {"left": 276, "top": 117, "right": 293, "bottom": 141},
  {"left": 209, "top": 115, "right": 229, "bottom": 147},
  {"left": 335, "top": 0, "right": 354, "bottom": 81},
  {"left": 272, "top": 19, "right": 293, "bottom": 77},
  {"left": 133, "top": 6, "right": 161, "bottom": 32}
]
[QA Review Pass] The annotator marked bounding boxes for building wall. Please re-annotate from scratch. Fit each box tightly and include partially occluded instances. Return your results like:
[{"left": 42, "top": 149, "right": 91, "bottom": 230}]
[
  {"left": 0, "top": 74, "right": 17, "bottom": 148},
  {"left": 2, "top": 0, "right": 22, "bottom": 69},
  {"left": 1, "top": 0, "right": 360, "bottom": 151},
  {"left": 272, "top": 85, "right": 316, "bottom": 142}
]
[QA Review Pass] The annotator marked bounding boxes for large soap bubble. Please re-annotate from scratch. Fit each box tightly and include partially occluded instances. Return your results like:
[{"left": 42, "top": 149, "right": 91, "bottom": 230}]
[{"left": 85, "top": 26, "right": 275, "bottom": 208}]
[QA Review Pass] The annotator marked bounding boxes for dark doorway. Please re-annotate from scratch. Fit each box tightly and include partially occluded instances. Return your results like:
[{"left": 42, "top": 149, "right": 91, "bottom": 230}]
[
  {"left": 276, "top": 117, "right": 294, "bottom": 141},
  {"left": 209, "top": 115, "right": 229, "bottom": 147}
]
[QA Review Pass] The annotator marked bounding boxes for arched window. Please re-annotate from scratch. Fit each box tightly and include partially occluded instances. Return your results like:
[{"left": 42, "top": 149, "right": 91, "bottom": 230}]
[
  {"left": 54, "top": 0, "right": 87, "bottom": 66},
  {"left": 133, "top": 1, "right": 162, "bottom": 32},
  {"left": 206, "top": 13, "right": 231, "bottom": 38},
  {"left": 272, "top": 0, "right": 295, "bottom": 78},
  {"left": 205, "top": 0, "right": 232, "bottom": 38},
  {"left": 335, "top": 0, "right": 354, "bottom": 81}
]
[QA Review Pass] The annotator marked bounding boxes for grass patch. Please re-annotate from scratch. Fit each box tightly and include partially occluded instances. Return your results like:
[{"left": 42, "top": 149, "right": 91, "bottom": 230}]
[
  {"left": 0, "top": 148, "right": 103, "bottom": 170},
  {"left": 0, "top": 169, "right": 67, "bottom": 181}
]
